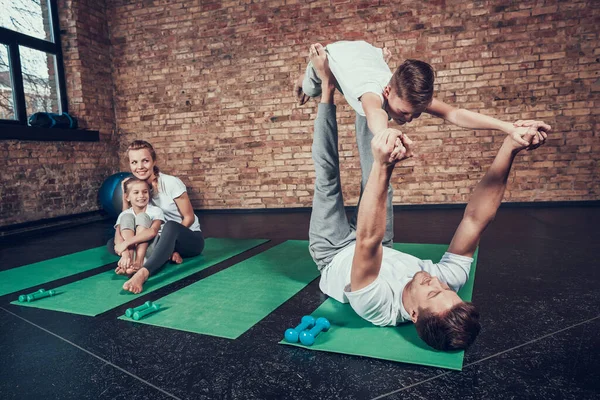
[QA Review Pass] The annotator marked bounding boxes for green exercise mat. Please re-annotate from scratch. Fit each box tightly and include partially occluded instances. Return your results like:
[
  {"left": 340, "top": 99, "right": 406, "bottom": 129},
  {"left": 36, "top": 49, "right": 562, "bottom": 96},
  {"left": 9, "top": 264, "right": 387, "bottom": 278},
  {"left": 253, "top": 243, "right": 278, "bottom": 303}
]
[
  {"left": 118, "top": 240, "right": 320, "bottom": 339},
  {"left": 0, "top": 247, "right": 119, "bottom": 297},
  {"left": 280, "top": 243, "right": 479, "bottom": 371},
  {"left": 12, "top": 238, "right": 267, "bottom": 316}
]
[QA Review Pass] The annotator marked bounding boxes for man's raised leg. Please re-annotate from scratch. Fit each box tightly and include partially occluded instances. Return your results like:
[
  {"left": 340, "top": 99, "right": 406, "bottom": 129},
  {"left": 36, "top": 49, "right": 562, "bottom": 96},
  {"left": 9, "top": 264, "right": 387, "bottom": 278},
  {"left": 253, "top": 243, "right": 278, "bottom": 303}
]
[{"left": 308, "top": 44, "right": 355, "bottom": 269}]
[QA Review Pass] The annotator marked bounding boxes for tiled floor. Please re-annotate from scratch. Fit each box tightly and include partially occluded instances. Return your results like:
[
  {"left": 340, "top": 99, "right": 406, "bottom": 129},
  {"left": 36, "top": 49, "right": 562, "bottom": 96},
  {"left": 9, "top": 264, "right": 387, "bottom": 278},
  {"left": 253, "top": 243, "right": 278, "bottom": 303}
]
[{"left": 0, "top": 206, "right": 598, "bottom": 399}]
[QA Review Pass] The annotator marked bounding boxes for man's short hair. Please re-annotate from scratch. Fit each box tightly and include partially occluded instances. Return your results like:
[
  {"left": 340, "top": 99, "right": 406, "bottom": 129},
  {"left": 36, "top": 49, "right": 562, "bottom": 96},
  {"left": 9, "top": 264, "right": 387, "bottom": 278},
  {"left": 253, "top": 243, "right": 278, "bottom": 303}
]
[
  {"left": 389, "top": 59, "right": 435, "bottom": 111},
  {"left": 415, "top": 302, "right": 481, "bottom": 351}
]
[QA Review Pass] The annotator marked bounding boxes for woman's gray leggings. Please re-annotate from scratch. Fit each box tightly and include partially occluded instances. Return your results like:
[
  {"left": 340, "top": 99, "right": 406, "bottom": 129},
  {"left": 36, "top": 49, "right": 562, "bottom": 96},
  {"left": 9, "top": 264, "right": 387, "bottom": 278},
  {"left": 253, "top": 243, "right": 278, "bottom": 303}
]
[{"left": 107, "top": 220, "right": 205, "bottom": 275}]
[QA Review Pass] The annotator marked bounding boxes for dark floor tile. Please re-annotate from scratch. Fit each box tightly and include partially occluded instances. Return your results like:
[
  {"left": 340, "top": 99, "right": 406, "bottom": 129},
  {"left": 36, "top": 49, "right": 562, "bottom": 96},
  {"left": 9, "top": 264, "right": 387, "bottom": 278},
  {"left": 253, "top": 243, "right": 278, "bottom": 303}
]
[
  {"left": 380, "top": 317, "right": 600, "bottom": 400},
  {"left": 0, "top": 307, "right": 177, "bottom": 400}
]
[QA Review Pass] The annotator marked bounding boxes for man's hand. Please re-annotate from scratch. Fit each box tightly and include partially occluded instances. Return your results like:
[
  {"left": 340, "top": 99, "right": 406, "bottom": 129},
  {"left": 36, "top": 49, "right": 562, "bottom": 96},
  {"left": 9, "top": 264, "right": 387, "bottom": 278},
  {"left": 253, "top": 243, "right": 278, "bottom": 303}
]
[
  {"left": 509, "top": 119, "right": 551, "bottom": 147},
  {"left": 507, "top": 121, "right": 549, "bottom": 153},
  {"left": 371, "top": 128, "right": 413, "bottom": 166}
]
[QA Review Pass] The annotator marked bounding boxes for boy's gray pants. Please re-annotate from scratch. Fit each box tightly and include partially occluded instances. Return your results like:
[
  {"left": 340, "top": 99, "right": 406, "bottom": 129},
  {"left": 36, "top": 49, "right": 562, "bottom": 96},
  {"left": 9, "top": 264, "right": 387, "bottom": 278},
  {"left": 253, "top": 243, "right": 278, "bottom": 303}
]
[{"left": 308, "top": 104, "right": 394, "bottom": 270}]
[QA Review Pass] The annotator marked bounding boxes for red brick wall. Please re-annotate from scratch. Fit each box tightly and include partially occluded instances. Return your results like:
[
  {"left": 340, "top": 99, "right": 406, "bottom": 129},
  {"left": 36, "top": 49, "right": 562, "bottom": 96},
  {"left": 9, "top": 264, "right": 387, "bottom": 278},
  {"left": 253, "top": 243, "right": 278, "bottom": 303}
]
[
  {"left": 2, "top": 0, "right": 599, "bottom": 227},
  {"left": 0, "top": 0, "right": 118, "bottom": 226},
  {"left": 108, "top": 0, "right": 599, "bottom": 209}
]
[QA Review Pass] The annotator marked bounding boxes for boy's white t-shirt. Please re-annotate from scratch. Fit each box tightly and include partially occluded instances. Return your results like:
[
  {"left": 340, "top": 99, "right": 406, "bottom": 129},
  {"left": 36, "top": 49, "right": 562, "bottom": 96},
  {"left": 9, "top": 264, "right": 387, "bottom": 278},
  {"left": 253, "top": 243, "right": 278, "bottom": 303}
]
[
  {"left": 114, "top": 203, "right": 165, "bottom": 229},
  {"left": 325, "top": 41, "right": 393, "bottom": 116},
  {"left": 152, "top": 173, "right": 201, "bottom": 233},
  {"left": 319, "top": 244, "right": 473, "bottom": 327}
]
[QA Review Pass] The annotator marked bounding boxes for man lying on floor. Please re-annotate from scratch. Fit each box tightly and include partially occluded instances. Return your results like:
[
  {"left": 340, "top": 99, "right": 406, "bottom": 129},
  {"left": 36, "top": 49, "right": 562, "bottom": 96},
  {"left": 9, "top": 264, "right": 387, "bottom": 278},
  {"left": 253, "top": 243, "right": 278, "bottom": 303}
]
[{"left": 307, "top": 45, "right": 550, "bottom": 351}]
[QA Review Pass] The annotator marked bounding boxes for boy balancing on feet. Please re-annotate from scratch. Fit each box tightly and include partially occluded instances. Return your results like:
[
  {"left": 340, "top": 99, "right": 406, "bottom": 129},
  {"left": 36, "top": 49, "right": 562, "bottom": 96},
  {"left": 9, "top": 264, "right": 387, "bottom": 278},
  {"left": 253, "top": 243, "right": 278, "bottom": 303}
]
[
  {"left": 112, "top": 178, "right": 165, "bottom": 293},
  {"left": 296, "top": 41, "right": 550, "bottom": 247},
  {"left": 308, "top": 52, "right": 550, "bottom": 350}
]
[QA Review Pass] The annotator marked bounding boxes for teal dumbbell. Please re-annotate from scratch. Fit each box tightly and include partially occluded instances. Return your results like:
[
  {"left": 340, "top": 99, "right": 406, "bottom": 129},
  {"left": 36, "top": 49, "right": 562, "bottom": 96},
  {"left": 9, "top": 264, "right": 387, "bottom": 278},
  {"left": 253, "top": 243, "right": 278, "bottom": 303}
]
[
  {"left": 285, "top": 316, "right": 316, "bottom": 343},
  {"left": 299, "top": 317, "right": 330, "bottom": 346},
  {"left": 19, "top": 289, "right": 56, "bottom": 302},
  {"left": 18, "top": 289, "right": 45, "bottom": 302},
  {"left": 125, "top": 301, "right": 153, "bottom": 318},
  {"left": 133, "top": 303, "right": 160, "bottom": 320}
]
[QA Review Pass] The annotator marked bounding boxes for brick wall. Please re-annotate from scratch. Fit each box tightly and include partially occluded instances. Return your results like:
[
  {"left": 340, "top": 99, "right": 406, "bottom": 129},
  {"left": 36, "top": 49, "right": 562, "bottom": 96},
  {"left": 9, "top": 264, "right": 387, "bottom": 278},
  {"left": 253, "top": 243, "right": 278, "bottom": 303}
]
[
  {"left": 2, "top": 0, "right": 599, "bottom": 227},
  {"left": 0, "top": 0, "right": 118, "bottom": 226},
  {"left": 108, "top": 0, "right": 599, "bottom": 209}
]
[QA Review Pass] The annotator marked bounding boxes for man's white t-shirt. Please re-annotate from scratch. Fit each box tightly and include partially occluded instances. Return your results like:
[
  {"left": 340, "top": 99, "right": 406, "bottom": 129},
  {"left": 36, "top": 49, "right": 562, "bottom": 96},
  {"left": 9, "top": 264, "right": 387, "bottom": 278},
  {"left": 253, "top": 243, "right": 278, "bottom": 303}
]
[
  {"left": 325, "top": 41, "right": 393, "bottom": 117},
  {"left": 152, "top": 173, "right": 201, "bottom": 233},
  {"left": 114, "top": 203, "right": 165, "bottom": 229},
  {"left": 319, "top": 244, "right": 473, "bottom": 326}
]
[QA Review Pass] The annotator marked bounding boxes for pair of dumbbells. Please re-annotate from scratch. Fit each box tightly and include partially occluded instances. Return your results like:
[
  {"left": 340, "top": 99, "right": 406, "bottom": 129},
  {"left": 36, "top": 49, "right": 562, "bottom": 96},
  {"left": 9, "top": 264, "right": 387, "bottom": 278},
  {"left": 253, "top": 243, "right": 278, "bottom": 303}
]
[
  {"left": 18, "top": 288, "right": 56, "bottom": 303},
  {"left": 284, "top": 316, "right": 330, "bottom": 346},
  {"left": 125, "top": 301, "right": 160, "bottom": 320}
]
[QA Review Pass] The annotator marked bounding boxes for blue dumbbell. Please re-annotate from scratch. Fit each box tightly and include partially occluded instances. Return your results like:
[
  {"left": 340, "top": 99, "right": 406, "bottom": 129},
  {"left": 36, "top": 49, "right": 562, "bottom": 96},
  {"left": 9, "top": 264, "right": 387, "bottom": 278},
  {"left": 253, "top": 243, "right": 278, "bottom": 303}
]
[
  {"left": 299, "top": 317, "right": 330, "bottom": 346},
  {"left": 284, "top": 315, "right": 315, "bottom": 343}
]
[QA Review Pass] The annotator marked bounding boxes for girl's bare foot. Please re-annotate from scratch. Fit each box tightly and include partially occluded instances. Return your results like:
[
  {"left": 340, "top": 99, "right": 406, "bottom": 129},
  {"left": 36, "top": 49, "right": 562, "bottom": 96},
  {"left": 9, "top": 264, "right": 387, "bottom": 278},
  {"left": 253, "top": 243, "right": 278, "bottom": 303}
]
[
  {"left": 123, "top": 268, "right": 149, "bottom": 294},
  {"left": 170, "top": 252, "right": 183, "bottom": 264},
  {"left": 383, "top": 47, "right": 392, "bottom": 64},
  {"left": 125, "top": 260, "right": 142, "bottom": 275},
  {"left": 295, "top": 74, "right": 310, "bottom": 105},
  {"left": 115, "top": 254, "right": 131, "bottom": 275}
]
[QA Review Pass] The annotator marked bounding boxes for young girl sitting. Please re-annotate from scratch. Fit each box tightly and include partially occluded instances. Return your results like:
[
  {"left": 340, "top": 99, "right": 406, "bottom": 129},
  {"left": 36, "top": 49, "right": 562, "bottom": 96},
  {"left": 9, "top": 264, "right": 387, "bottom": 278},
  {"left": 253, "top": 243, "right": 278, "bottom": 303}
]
[{"left": 113, "top": 178, "right": 165, "bottom": 285}]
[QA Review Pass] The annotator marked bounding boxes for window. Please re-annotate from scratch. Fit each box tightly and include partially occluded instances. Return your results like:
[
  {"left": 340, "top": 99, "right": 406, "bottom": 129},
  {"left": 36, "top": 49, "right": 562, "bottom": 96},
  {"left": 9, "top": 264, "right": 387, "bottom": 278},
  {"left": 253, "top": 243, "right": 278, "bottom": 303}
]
[{"left": 0, "top": 0, "right": 68, "bottom": 126}]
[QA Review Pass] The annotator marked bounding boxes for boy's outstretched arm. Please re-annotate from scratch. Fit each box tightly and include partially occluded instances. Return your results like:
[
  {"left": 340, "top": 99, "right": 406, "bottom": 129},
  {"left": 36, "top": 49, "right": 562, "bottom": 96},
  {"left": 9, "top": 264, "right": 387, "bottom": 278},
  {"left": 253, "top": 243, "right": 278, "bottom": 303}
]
[
  {"left": 361, "top": 92, "right": 392, "bottom": 135},
  {"left": 426, "top": 98, "right": 551, "bottom": 147}
]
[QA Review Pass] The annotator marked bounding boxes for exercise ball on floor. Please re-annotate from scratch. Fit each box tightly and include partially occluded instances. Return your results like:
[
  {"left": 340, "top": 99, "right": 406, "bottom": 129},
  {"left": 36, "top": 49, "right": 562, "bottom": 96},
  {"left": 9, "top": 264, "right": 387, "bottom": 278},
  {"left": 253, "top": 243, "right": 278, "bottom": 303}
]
[{"left": 99, "top": 172, "right": 133, "bottom": 218}]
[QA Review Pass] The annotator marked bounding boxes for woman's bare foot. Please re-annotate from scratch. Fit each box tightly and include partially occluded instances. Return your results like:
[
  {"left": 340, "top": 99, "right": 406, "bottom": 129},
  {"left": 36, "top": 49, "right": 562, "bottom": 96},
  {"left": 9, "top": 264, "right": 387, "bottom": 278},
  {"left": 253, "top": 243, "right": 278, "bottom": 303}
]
[
  {"left": 382, "top": 47, "right": 392, "bottom": 64},
  {"left": 123, "top": 268, "right": 149, "bottom": 294},
  {"left": 170, "top": 252, "right": 183, "bottom": 264},
  {"left": 295, "top": 74, "right": 311, "bottom": 105}
]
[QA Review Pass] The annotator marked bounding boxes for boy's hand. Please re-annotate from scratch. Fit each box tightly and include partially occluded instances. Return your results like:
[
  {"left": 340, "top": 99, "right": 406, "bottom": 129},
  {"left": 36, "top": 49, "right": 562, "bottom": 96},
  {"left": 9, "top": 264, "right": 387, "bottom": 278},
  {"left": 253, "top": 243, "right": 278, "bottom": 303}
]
[
  {"left": 371, "top": 128, "right": 413, "bottom": 166},
  {"left": 509, "top": 119, "right": 551, "bottom": 147},
  {"left": 507, "top": 122, "right": 548, "bottom": 152}
]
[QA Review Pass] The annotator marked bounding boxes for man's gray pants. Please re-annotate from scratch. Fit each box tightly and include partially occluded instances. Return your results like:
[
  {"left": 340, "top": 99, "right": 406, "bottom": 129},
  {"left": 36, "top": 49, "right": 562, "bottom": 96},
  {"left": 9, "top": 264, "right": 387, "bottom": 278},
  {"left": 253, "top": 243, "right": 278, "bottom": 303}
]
[{"left": 308, "top": 103, "right": 394, "bottom": 270}]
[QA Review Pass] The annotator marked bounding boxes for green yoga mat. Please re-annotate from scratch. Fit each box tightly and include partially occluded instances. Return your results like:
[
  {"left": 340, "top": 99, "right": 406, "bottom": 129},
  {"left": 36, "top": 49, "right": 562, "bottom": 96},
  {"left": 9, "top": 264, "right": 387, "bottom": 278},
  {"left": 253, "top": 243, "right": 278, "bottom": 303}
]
[
  {"left": 0, "top": 247, "right": 119, "bottom": 297},
  {"left": 12, "top": 238, "right": 267, "bottom": 316},
  {"left": 280, "top": 243, "right": 479, "bottom": 371},
  {"left": 118, "top": 240, "right": 320, "bottom": 339}
]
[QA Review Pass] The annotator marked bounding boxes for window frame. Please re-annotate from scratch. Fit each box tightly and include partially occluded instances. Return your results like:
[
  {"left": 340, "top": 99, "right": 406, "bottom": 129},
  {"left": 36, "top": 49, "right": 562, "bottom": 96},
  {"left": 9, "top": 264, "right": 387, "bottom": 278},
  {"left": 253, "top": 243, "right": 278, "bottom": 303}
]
[{"left": 0, "top": 0, "right": 98, "bottom": 141}]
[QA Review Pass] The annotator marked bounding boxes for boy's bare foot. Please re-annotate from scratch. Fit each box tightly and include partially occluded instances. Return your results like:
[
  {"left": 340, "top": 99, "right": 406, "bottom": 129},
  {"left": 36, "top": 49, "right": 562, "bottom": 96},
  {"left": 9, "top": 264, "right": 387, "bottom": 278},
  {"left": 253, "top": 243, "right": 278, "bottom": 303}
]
[
  {"left": 123, "top": 267, "right": 149, "bottom": 294},
  {"left": 170, "top": 252, "right": 183, "bottom": 264},
  {"left": 383, "top": 47, "right": 392, "bottom": 64},
  {"left": 309, "top": 43, "right": 335, "bottom": 85},
  {"left": 295, "top": 74, "right": 310, "bottom": 105}
]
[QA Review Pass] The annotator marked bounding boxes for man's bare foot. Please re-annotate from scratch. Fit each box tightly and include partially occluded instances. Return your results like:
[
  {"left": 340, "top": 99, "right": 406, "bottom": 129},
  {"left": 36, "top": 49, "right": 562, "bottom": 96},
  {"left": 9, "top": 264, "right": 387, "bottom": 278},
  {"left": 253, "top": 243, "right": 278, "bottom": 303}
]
[
  {"left": 295, "top": 74, "right": 310, "bottom": 105},
  {"left": 383, "top": 47, "right": 392, "bottom": 64},
  {"left": 170, "top": 252, "right": 183, "bottom": 264},
  {"left": 309, "top": 43, "right": 335, "bottom": 85},
  {"left": 123, "top": 268, "right": 149, "bottom": 294}
]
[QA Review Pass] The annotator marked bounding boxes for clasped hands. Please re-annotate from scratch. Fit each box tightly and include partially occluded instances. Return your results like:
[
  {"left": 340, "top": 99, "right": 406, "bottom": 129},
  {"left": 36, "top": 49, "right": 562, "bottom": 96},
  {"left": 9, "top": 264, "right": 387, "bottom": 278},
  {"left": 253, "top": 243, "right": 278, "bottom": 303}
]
[{"left": 371, "top": 128, "right": 413, "bottom": 167}]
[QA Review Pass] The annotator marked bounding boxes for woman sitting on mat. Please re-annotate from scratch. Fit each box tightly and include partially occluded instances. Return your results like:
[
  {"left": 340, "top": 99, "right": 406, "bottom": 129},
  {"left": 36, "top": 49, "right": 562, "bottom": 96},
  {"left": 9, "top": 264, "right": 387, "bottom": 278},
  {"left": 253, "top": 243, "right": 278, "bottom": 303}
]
[
  {"left": 107, "top": 140, "right": 205, "bottom": 294},
  {"left": 113, "top": 178, "right": 164, "bottom": 276}
]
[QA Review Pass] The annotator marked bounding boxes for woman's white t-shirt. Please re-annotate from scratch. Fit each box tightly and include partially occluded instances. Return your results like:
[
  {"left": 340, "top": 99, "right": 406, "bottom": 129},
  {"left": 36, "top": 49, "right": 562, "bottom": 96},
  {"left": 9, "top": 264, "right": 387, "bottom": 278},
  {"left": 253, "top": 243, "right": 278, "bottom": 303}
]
[{"left": 152, "top": 173, "right": 201, "bottom": 233}]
